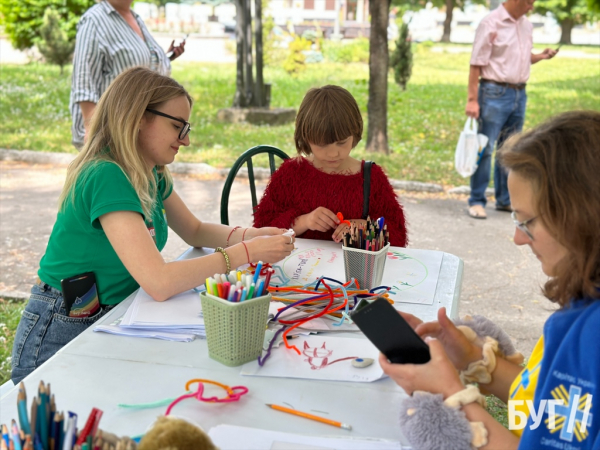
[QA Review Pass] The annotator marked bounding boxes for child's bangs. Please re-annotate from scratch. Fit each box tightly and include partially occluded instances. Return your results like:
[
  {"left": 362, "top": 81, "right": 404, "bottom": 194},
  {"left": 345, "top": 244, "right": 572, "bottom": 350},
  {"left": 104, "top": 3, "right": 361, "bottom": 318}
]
[{"left": 304, "top": 114, "right": 353, "bottom": 146}]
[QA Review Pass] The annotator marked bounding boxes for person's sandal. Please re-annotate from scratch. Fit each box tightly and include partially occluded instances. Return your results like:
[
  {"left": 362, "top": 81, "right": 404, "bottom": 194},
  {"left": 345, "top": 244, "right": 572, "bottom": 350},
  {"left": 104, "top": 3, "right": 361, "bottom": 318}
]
[
  {"left": 495, "top": 204, "right": 512, "bottom": 212},
  {"left": 468, "top": 205, "right": 487, "bottom": 219}
]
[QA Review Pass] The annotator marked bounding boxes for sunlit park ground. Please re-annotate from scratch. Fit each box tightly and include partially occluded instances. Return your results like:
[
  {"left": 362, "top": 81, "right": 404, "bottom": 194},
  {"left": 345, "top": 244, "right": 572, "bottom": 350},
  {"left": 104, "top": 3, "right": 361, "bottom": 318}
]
[{"left": 1, "top": 43, "right": 599, "bottom": 188}]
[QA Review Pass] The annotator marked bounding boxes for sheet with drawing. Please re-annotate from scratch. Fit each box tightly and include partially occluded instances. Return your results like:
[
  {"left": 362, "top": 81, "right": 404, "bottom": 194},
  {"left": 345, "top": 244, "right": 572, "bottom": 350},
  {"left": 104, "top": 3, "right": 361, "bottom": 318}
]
[
  {"left": 207, "top": 424, "right": 406, "bottom": 450},
  {"left": 241, "top": 335, "right": 386, "bottom": 382},
  {"left": 271, "top": 238, "right": 443, "bottom": 306}
]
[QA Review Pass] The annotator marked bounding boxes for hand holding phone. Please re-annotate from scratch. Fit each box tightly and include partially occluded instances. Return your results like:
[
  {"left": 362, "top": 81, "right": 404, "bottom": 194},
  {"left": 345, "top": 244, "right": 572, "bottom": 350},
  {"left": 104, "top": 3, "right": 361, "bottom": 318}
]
[
  {"left": 351, "top": 297, "right": 431, "bottom": 364},
  {"left": 166, "top": 34, "right": 188, "bottom": 60}
]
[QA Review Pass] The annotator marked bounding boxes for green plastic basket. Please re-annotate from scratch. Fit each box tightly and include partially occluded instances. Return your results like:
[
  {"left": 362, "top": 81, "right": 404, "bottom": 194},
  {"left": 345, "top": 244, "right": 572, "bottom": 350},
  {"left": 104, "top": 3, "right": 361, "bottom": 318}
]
[{"left": 200, "top": 291, "right": 271, "bottom": 366}]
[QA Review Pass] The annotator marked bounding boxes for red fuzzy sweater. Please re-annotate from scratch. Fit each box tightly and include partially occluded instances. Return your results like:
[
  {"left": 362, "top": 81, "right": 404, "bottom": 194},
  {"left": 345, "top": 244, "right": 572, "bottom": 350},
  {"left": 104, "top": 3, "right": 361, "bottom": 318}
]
[{"left": 253, "top": 158, "right": 408, "bottom": 247}]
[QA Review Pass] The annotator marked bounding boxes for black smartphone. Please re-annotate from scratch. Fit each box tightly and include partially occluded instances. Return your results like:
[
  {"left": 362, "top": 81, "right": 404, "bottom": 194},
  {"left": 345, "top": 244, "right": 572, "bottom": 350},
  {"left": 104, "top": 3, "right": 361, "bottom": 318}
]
[
  {"left": 60, "top": 272, "right": 100, "bottom": 318},
  {"left": 351, "top": 297, "right": 431, "bottom": 364}
]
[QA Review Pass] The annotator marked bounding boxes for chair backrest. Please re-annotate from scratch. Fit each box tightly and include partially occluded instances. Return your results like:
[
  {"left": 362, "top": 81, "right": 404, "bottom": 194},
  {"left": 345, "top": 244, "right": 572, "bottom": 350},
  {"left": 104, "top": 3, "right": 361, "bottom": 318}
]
[{"left": 220, "top": 145, "right": 290, "bottom": 225}]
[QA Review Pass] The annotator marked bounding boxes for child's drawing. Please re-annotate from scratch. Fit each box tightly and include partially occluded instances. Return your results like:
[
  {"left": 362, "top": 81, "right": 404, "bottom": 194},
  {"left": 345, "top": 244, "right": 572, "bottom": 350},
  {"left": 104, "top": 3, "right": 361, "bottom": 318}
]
[
  {"left": 269, "top": 239, "right": 443, "bottom": 306},
  {"left": 303, "top": 341, "right": 357, "bottom": 370},
  {"left": 240, "top": 336, "right": 386, "bottom": 382}
]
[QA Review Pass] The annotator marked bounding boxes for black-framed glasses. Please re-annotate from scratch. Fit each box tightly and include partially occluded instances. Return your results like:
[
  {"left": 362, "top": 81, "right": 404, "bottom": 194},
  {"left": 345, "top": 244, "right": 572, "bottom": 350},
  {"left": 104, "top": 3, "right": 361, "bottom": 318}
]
[
  {"left": 511, "top": 211, "right": 538, "bottom": 240},
  {"left": 145, "top": 108, "right": 191, "bottom": 140}
]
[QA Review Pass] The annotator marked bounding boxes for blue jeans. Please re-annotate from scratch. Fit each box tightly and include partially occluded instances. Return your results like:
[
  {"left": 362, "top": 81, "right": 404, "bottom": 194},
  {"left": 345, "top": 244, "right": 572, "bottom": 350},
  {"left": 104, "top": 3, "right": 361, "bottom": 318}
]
[
  {"left": 469, "top": 82, "right": 527, "bottom": 207},
  {"left": 11, "top": 282, "right": 109, "bottom": 384}
]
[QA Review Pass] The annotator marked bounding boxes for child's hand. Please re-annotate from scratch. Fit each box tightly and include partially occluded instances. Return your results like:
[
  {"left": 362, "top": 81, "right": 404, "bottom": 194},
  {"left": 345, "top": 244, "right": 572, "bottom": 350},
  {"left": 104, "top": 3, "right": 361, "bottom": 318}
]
[
  {"left": 379, "top": 338, "right": 464, "bottom": 397},
  {"left": 299, "top": 207, "right": 340, "bottom": 233},
  {"left": 331, "top": 219, "right": 366, "bottom": 243}
]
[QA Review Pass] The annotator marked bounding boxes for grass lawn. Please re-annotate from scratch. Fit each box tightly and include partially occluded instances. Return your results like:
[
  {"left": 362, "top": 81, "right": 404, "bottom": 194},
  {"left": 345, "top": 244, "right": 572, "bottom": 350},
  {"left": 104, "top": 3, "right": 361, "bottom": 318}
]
[
  {"left": 0, "top": 298, "right": 25, "bottom": 385},
  {"left": 1, "top": 43, "right": 598, "bottom": 186}
]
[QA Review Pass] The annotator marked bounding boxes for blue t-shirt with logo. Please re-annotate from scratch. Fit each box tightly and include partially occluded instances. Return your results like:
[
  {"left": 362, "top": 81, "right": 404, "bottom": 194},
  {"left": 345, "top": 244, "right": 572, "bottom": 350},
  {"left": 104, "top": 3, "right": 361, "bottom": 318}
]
[{"left": 519, "top": 299, "right": 600, "bottom": 450}]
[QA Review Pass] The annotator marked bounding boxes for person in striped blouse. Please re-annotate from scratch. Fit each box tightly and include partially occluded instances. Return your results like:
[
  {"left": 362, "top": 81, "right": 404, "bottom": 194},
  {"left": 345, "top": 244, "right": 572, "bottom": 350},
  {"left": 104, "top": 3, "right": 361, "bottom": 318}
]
[{"left": 70, "top": 0, "right": 186, "bottom": 149}]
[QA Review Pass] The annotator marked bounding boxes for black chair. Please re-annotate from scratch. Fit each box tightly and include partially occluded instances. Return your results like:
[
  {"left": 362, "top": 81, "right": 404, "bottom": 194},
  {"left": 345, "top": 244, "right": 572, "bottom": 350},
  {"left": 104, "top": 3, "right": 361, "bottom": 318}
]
[{"left": 220, "top": 145, "right": 290, "bottom": 225}]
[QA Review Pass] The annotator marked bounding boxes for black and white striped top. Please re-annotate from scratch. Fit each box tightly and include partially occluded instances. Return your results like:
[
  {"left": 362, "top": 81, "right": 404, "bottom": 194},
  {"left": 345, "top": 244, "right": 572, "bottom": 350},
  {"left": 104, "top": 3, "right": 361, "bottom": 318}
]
[{"left": 70, "top": 1, "right": 171, "bottom": 146}]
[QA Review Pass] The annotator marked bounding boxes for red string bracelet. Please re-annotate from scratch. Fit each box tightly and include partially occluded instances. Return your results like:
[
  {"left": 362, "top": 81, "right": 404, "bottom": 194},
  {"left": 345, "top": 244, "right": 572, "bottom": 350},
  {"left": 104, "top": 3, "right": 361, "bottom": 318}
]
[
  {"left": 241, "top": 241, "right": 251, "bottom": 264},
  {"left": 226, "top": 226, "right": 241, "bottom": 248},
  {"left": 242, "top": 227, "right": 249, "bottom": 241}
]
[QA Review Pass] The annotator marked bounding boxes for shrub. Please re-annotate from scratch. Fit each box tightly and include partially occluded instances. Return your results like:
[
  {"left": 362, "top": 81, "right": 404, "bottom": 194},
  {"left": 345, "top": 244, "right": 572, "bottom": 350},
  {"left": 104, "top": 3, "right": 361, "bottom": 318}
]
[
  {"left": 35, "top": 8, "right": 75, "bottom": 74},
  {"left": 0, "top": 0, "right": 93, "bottom": 50},
  {"left": 321, "top": 37, "right": 369, "bottom": 64},
  {"left": 390, "top": 21, "right": 413, "bottom": 90},
  {"left": 283, "top": 36, "right": 311, "bottom": 76}
]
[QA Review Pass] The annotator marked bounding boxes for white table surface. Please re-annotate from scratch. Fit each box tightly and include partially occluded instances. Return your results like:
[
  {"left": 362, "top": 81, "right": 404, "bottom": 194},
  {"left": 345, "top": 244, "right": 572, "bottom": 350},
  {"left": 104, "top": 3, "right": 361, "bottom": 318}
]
[{"left": 0, "top": 245, "right": 463, "bottom": 446}]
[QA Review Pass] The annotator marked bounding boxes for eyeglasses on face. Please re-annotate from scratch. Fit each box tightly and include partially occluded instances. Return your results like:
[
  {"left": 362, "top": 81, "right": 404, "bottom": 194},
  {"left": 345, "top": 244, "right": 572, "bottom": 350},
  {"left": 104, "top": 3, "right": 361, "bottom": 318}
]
[
  {"left": 145, "top": 108, "right": 191, "bottom": 140},
  {"left": 511, "top": 211, "right": 538, "bottom": 240}
]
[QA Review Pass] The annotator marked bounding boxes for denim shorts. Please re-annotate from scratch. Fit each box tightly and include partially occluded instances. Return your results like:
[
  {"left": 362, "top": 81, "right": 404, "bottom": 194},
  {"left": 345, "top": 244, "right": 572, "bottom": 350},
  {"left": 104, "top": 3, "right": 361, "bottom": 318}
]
[{"left": 11, "top": 281, "right": 111, "bottom": 384}]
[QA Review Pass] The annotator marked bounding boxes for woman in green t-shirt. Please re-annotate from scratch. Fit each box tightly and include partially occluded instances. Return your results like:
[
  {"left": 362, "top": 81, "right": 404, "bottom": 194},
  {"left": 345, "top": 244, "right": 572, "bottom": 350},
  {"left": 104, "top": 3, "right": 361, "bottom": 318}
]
[{"left": 11, "top": 67, "right": 296, "bottom": 383}]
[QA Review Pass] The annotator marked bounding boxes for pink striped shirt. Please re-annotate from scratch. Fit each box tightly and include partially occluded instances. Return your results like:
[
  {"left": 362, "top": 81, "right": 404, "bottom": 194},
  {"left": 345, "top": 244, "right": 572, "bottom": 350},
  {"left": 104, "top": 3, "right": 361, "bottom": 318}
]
[{"left": 470, "top": 4, "right": 533, "bottom": 84}]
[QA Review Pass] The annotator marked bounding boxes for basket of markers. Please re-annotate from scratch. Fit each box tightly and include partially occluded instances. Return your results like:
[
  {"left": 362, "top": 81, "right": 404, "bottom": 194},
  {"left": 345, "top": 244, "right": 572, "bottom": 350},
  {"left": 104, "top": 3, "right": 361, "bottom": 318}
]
[
  {"left": 342, "top": 217, "right": 390, "bottom": 291},
  {"left": 200, "top": 263, "right": 274, "bottom": 367}
]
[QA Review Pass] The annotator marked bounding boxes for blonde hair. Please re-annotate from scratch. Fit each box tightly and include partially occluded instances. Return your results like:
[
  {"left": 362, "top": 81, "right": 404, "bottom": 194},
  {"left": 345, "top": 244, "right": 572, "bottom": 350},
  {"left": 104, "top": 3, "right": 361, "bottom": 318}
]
[
  {"left": 60, "top": 67, "right": 193, "bottom": 217},
  {"left": 294, "top": 85, "right": 363, "bottom": 156},
  {"left": 500, "top": 110, "right": 600, "bottom": 306}
]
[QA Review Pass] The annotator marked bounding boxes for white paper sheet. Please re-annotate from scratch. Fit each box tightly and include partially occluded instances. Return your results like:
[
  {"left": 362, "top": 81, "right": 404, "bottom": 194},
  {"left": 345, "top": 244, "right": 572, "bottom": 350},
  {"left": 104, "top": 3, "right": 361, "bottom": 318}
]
[
  {"left": 270, "top": 239, "right": 442, "bottom": 306},
  {"left": 93, "top": 317, "right": 197, "bottom": 342},
  {"left": 208, "top": 424, "right": 406, "bottom": 450},
  {"left": 241, "top": 335, "right": 386, "bottom": 383}
]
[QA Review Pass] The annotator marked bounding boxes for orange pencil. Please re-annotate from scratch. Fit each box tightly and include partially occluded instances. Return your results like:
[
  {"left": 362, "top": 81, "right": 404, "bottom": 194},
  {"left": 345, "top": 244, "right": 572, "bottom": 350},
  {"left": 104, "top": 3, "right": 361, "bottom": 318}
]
[{"left": 265, "top": 404, "right": 352, "bottom": 430}]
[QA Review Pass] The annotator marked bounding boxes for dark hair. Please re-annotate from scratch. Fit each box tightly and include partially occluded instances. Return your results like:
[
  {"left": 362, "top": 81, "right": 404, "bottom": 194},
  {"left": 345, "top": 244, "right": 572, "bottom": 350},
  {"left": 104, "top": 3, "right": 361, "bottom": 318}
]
[
  {"left": 294, "top": 85, "right": 363, "bottom": 156},
  {"left": 499, "top": 110, "right": 600, "bottom": 306}
]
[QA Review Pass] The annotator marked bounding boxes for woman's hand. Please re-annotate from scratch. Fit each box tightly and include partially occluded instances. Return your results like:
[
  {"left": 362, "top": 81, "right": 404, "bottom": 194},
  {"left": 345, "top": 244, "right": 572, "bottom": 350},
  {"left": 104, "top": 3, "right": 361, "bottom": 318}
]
[
  {"left": 415, "top": 307, "right": 482, "bottom": 371},
  {"left": 379, "top": 338, "right": 464, "bottom": 398},
  {"left": 244, "top": 227, "right": 286, "bottom": 240},
  {"left": 243, "top": 234, "right": 295, "bottom": 264},
  {"left": 296, "top": 207, "right": 340, "bottom": 233}
]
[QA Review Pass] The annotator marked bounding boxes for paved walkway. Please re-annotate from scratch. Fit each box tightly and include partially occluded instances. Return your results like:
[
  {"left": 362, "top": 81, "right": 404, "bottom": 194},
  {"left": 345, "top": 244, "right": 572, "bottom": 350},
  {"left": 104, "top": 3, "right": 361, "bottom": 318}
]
[{"left": 0, "top": 159, "right": 553, "bottom": 357}]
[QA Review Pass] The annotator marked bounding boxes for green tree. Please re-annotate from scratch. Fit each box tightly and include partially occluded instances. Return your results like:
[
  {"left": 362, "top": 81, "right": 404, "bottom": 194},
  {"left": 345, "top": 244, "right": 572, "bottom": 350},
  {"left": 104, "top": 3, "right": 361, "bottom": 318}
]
[
  {"left": 35, "top": 8, "right": 75, "bottom": 74},
  {"left": 389, "top": 19, "right": 413, "bottom": 90},
  {"left": 0, "top": 0, "right": 94, "bottom": 51},
  {"left": 535, "top": 0, "right": 597, "bottom": 44}
]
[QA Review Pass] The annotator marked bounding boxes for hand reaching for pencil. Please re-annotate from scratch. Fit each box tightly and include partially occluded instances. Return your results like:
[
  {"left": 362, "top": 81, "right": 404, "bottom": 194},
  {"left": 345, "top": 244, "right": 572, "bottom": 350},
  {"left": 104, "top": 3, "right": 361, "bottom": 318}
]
[{"left": 294, "top": 207, "right": 340, "bottom": 235}]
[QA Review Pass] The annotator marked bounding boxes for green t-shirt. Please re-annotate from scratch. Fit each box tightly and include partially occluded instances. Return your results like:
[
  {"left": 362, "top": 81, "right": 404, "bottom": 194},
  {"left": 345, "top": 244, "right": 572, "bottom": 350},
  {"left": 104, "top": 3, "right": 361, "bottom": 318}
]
[{"left": 38, "top": 160, "right": 172, "bottom": 305}]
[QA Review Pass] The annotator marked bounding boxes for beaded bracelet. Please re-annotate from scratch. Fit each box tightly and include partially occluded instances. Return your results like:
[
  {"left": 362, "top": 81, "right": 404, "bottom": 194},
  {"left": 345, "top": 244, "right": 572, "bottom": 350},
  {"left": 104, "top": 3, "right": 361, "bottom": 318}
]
[
  {"left": 214, "top": 247, "right": 231, "bottom": 274},
  {"left": 226, "top": 226, "right": 241, "bottom": 248},
  {"left": 241, "top": 241, "right": 251, "bottom": 264}
]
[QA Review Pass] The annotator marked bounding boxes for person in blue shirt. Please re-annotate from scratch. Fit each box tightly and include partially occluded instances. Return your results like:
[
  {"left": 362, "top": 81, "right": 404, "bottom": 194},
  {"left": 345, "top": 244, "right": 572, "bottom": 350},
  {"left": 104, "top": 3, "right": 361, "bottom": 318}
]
[{"left": 379, "top": 110, "right": 600, "bottom": 450}]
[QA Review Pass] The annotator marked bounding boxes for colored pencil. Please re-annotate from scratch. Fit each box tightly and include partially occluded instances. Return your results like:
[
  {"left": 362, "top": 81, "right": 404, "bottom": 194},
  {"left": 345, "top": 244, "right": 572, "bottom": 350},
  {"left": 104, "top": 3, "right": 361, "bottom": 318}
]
[{"left": 265, "top": 404, "right": 352, "bottom": 430}]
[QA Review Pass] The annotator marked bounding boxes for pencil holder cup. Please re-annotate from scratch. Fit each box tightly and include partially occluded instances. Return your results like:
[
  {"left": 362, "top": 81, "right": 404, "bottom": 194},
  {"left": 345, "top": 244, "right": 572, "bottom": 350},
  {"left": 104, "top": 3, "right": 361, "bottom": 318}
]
[
  {"left": 200, "top": 291, "right": 271, "bottom": 367},
  {"left": 342, "top": 244, "right": 390, "bottom": 290}
]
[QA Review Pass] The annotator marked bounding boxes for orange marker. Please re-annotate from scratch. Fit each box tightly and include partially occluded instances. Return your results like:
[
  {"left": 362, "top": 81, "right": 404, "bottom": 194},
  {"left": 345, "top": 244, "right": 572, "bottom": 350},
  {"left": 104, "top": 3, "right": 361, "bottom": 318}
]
[{"left": 266, "top": 404, "right": 352, "bottom": 430}]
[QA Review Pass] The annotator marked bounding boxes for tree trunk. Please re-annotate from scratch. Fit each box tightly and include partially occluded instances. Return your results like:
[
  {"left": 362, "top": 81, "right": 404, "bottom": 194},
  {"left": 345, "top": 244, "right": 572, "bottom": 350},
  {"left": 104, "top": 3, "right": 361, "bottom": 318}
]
[
  {"left": 244, "top": 0, "right": 254, "bottom": 106},
  {"left": 233, "top": 0, "right": 246, "bottom": 107},
  {"left": 366, "top": 0, "right": 390, "bottom": 155},
  {"left": 559, "top": 18, "right": 574, "bottom": 45},
  {"left": 254, "top": 0, "right": 264, "bottom": 107},
  {"left": 441, "top": 0, "right": 453, "bottom": 43}
]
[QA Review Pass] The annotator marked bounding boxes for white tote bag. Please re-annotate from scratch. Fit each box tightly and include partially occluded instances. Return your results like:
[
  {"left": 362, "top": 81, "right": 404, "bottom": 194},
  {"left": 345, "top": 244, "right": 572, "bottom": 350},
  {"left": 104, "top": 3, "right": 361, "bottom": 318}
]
[{"left": 454, "top": 118, "right": 489, "bottom": 178}]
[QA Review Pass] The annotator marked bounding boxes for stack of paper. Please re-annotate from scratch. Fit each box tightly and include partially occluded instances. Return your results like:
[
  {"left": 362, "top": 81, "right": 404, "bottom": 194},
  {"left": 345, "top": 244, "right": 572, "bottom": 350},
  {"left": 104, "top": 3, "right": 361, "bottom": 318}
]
[{"left": 94, "top": 289, "right": 205, "bottom": 341}]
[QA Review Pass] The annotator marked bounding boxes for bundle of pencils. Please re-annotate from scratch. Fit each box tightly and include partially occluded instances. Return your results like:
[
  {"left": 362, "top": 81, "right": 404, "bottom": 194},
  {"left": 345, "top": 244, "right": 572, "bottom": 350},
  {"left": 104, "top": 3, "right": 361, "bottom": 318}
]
[
  {"left": 342, "top": 216, "right": 389, "bottom": 251},
  {"left": 4, "top": 381, "right": 137, "bottom": 450},
  {"left": 205, "top": 262, "right": 274, "bottom": 302}
]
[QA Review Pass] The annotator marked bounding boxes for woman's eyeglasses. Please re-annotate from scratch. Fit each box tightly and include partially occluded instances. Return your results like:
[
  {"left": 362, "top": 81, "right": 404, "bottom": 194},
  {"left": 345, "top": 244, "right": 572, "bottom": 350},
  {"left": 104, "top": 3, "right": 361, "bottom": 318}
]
[
  {"left": 145, "top": 108, "right": 191, "bottom": 140},
  {"left": 511, "top": 211, "right": 538, "bottom": 240}
]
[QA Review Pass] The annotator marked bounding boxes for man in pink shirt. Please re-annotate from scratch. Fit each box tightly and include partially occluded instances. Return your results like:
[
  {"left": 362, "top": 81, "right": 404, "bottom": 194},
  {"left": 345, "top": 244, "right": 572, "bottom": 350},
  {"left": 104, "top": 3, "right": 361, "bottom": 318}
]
[{"left": 466, "top": 0, "right": 557, "bottom": 219}]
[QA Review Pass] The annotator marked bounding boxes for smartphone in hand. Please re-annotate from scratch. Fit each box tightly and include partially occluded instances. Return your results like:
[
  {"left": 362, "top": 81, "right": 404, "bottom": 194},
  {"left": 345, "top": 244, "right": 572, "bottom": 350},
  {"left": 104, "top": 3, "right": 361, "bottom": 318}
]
[
  {"left": 60, "top": 272, "right": 100, "bottom": 318},
  {"left": 166, "top": 34, "right": 188, "bottom": 59},
  {"left": 351, "top": 297, "right": 431, "bottom": 364}
]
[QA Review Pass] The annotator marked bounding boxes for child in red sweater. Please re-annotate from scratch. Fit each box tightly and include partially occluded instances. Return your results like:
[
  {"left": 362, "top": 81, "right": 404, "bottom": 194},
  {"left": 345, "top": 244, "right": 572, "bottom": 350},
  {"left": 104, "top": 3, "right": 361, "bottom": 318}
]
[{"left": 253, "top": 85, "right": 408, "bottom": 247}]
